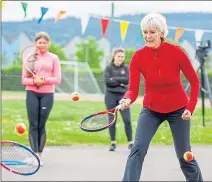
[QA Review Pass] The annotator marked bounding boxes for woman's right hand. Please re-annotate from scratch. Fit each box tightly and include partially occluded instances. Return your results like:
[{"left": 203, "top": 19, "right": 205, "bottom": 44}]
[
  {"left": 119, "top": 98, "right": 131, "bottom": 110},
  {"left": 33, "top": 75, "right": 45, "bottom": 86}
]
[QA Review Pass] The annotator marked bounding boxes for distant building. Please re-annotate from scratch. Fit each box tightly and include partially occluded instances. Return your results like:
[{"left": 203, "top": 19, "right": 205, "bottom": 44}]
[
  {"left": 2, "top": 36, "right": 13, "bottom": 67},
  {"left": 98, "top": 37, "right": 111, "bottom": 69},
  {"left": 63, "top": 36, "right": 82, "bottom": 61}
]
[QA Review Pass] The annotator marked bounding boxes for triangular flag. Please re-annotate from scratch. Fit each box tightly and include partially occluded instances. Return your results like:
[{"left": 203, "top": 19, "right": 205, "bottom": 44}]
[
  {"left": 21, "top": 2, "right": 28, "bottom": 18},
  {"left": 37, "top": 7, "right": 48, "bottom": 24},
  {"left": 100, "top": 18, "right": 109, "bottom": 37},
  {"left": 120, "top": 20, "right": 129, "bottom": 42},
  {"left": 54, "top": 10, "right": 67, "bottom": 23},
  {"left": 1, "top": 1, "right": 6, "bottom": 9},
  {"left": 195, "top": 29, "right": 204, "bottom": 42},
  {"left": 174, "top": 27, "right": 184, "bottom": 42},
  {"left": 81, "top": 15, "right": 90, "bottom": 35}
]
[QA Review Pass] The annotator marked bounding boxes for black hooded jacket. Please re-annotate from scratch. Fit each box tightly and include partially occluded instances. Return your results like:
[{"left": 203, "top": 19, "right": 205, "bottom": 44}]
[{"left": 103, "top": 62, "right": 129, "bottom": 93}]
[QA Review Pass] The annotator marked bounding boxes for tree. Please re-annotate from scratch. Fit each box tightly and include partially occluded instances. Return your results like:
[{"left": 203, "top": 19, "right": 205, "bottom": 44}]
[
  {"left": 12, "top": 52, "right": 22, "bottom": 66},
  {"left": 165, "top": 38, "right": 186, "bottom": 52},
  {"left": 75, "top": 36, "right": 104, "bottom": 68},
  {"left": 165, "top": 38, "right": 180, "bottom": 45},
  {"left": 2, "top": 53, "right": 7, "bottom": 65},
  {"left": 49, "top": 41, "right": 68, "bottom": 61},
  {"left": 205, "top": 52, "right": 212, "bottom": 69},
  {"left": 125, "top": 48, "right": 136, "bottom": 65}
]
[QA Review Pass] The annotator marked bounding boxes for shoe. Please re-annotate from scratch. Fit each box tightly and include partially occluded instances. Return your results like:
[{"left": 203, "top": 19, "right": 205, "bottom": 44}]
[
  {"left": 24, "top": 157, "right": 39, "bottom": 166},
  {"left": 39, "top": 159, "right": 44, "bottom": 167},
  {"left": 38, "top": 156, "right": 44, "bottom": 167},
  {"left": 109, "top": 144, "right": 116, "bottom": 151},
  {"left": 128, "top": 143, "right": 133, "bottom": 150}
]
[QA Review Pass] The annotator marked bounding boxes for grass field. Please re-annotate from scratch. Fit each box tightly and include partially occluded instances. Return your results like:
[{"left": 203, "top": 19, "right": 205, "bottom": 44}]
[{"left": 2, "top": 99, "right": 212, "bottom": 146}]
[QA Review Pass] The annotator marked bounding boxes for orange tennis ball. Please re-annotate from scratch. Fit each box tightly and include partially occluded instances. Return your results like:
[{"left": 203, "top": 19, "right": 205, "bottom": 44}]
[
  {"left": 183, "top": 151, "right": 193, "bottom": 162},
  {"left": 71, "top": 92, "right": 80, "bottom": 101},
  {"left": 15, "top": 123, "right": 26, "bottom": 135}
]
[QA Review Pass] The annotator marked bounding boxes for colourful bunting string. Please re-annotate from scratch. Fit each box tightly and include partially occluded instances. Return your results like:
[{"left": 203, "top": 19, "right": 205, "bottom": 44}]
[
  {"left": 2, "top": 2, "right": 212, "bottom": 44},
  {"left": 54, "top": 10, "right": 67, "bottom": 23},
  {"left": 100, "top": 18, "right": 109, "bottom": 37},
  {"left": 37, "top": 7, "right": 49, "bottom": 24}
]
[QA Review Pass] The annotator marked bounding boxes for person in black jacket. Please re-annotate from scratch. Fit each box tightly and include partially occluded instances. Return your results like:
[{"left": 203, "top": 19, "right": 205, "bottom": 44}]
[{"left": 104, "top": 47, "right": 133, "bottom": 151}]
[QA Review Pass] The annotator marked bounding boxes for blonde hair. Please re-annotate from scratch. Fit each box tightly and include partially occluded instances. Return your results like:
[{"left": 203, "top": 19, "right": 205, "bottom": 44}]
[
  {"left": 110, "top": 47, "right": 125, "bottom": 64},
  {"left": 140, "top": 12, "right": 168, "bottom": 40},
  {"left": 34, "top": 31, "right": 50, "bottom": 42}
]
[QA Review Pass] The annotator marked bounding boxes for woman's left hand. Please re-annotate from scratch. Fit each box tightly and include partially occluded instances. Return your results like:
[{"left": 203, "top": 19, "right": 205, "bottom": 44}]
[
  {"left": 33, "top": 75, "right": 45, "bottom": 87},
  {"left": 181, "top": 109, "right": 191, "bottom": 120}
]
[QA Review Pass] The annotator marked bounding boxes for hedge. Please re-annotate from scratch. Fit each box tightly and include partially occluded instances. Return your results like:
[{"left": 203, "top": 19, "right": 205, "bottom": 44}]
[{"left": 2, "top": 67, "right": 212, "bottom": 96}]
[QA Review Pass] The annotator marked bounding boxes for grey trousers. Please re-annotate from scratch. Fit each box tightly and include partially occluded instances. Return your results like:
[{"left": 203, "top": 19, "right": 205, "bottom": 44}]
[
  {"left": 122, "top": 106, "right": 203, "bottom": 182},
  {"left": 105, "top": 91, "right": 132, "bottom": 142}
]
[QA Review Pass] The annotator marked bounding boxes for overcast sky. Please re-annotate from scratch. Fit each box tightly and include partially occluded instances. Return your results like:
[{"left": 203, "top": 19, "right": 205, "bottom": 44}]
[{"left": 2, "top": 1, "right": 212, "bottom": 22}]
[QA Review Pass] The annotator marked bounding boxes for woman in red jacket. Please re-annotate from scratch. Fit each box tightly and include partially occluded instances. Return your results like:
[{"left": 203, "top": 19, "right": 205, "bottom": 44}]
[{"left": 120, "top": 13, "right": 203, "bottom": 181}]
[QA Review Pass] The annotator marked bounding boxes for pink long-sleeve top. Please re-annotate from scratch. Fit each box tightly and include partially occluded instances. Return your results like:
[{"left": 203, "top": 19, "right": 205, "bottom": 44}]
[{"left": 21, "top": 51, "right": 61, "bottom": 93}]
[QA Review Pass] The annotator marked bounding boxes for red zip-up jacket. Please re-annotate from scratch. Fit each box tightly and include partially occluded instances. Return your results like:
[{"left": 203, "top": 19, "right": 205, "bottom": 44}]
[{"left": 124, "top": 41, "right": 200, "bottom": 114}]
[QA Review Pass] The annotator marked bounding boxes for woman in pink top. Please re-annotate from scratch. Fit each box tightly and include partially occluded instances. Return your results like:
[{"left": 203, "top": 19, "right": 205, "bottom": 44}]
[{"left": 21, "top": 31, "right": 61, "bottom": 166}]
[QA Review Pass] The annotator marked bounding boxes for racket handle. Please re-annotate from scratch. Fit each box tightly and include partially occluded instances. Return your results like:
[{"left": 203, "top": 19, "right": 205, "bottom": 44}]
[
  {"left": 115, "top": 104, "right": 122, "bottom": 110},
  {"left": 27, "top": 68, "right": 35, "bottom": 76}
]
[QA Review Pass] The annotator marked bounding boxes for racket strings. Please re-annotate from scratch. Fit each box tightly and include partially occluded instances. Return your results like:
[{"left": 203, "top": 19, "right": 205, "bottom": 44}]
[
  {"left": 21, "top": 46, "right": 38, "bottom": 76},
  {"left": 27, "top": 55, "right": 37, "bottom": 73},
  {"left": 2, "top": 144, "right": 39, "bottom": 173},
  {"left": 82, "top": 113, "right": 115, "bottom": 130}
]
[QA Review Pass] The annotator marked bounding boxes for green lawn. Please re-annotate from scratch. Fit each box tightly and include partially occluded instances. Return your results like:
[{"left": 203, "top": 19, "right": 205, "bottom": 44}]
[{"left": 2, "top": 99, "right": 212, "bottom": 146}]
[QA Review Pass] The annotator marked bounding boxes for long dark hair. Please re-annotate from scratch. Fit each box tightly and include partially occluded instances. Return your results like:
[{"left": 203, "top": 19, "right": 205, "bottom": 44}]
[{"left": 110, "top": 47, "right": 125, "bottom": 65}]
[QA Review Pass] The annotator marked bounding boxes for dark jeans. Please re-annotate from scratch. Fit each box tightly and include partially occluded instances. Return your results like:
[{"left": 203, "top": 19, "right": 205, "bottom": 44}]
[
  {"left": 122, "top": 106, "right": 203, "bottom": 182},
  {"left": 26, "top": 90, "right": 54, "bottom": 153},
  {"left": 104, "top": 91, "right": 132, "bottom": 142}
]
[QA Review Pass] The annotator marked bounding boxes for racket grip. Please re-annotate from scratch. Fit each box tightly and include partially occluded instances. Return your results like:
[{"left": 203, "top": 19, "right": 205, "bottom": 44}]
[
  {"left": 116, "top": 104, "right": 122, "bottom": 110},
  {"left": 33, "top": 78, "right": 40, "bottom": 89}
]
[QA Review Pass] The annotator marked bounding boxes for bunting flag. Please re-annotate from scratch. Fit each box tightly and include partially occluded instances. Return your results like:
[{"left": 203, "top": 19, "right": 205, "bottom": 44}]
[
  {"left": 195, "top": 29, "right": 204, "bottom": 43},
  {"left": 81, "top": 15, "right": 90, "bottom": 35},
  {"left": 21, "top": 2, "right": 28, "bottom": 18},
  {"left": 174, "top": 27, "right": 184, "bottom": 42},
  {"left": 54, "top": 10, "right": 67, "bottom": 23},
  {"left": 37, "top": 7, "right": 49, "bottom": 24},
  {"left": 2, "top": 1, "right": 211, "bottom": 46},
  {"left": 120, "top": 20, "right": 129, "bottom": 42},
  {"left": 100, "top": 18, "right": 109, "bottom": 37},
  {"left": 1, "top": 1, "right": 6, "bottom": 10}
]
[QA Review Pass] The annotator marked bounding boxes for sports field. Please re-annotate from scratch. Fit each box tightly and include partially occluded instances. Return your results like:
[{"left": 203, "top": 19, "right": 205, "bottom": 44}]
[
  {"left": 2, "top": 91, "right": 212, "bottom": 181},
  {"left": 2, "top": 91, "right": 212, "bottom": 145}
]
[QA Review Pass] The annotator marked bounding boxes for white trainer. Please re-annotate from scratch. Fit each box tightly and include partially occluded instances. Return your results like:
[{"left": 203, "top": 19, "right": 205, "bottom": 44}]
[
  {"left": 24, "top": 157, "right": 39, "bottom": 166},
  {"left": 38, "top": 155, "right": 44, "bottom": 167}
]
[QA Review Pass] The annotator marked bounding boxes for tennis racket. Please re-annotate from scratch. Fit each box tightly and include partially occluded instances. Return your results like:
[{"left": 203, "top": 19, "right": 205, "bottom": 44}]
[
  {"left": 1, "top": 140, "right": 40, "bottom": 176},
  {"left": 79, "top": 104, "right": 122, "bottom": 132},
  {"left": 20, "top": 45, "right": 43, "bottom": 89}
]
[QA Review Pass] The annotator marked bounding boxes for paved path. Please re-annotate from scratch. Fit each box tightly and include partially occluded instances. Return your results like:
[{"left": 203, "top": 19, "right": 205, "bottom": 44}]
[{"left": 2, "top": 145, "right": 212, "bottom": 181}]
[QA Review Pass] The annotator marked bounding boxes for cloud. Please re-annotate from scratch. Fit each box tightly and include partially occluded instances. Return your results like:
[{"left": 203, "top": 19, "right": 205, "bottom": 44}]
[{"left": 2, "top": 1, "right": 212, "bottom": 21}]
